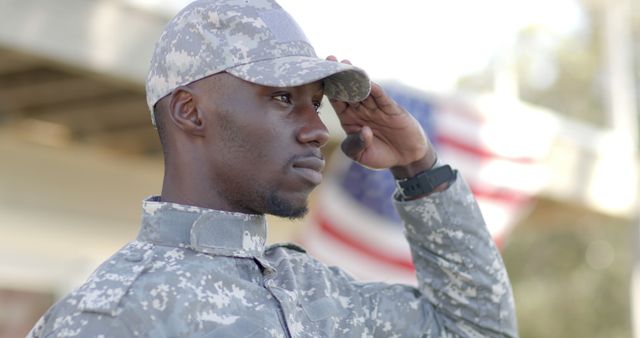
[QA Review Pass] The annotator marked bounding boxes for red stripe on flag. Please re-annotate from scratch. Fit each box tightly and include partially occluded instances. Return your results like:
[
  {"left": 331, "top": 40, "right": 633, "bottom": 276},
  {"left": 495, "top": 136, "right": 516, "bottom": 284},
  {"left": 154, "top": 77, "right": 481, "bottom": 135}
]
[
  {"left": 436, "top": 134, "right": 535, "bottom": 164},
  {"left": 313, "top": 212, "right": 415, "bottom": 272}
]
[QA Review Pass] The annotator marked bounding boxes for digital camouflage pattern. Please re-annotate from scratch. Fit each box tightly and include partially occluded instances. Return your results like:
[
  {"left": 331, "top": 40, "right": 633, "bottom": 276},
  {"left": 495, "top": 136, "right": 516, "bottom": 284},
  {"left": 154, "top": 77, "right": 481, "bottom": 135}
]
[
  {"left": 28, "top": 174, "right": 518, "bottom": 337},
  {"left": 145, "top": 0, "right": 371, "bottom": 125}
]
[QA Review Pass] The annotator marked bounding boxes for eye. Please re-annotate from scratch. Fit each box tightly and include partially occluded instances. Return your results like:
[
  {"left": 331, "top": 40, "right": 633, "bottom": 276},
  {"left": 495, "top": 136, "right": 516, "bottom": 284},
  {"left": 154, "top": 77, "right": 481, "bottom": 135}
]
[
  {"left": 272, "top": 93, "right": 292, "bottom": 105},
  {"left": 313, "top": 100, "right": 323, "bottom": 113}
]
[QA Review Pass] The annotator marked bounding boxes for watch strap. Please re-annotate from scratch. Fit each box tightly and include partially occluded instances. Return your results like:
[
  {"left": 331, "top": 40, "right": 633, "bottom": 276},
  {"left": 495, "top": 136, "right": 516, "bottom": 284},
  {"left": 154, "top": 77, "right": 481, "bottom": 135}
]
[{"left": 396, "top": 164, "right": 455, "bottom": 199}]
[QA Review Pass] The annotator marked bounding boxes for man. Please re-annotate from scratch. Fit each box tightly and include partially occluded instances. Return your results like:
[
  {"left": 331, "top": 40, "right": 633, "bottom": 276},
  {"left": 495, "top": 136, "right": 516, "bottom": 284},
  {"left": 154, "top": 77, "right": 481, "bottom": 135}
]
[{"left": 29, "top": 0, "right": 517, "bottom": 337}]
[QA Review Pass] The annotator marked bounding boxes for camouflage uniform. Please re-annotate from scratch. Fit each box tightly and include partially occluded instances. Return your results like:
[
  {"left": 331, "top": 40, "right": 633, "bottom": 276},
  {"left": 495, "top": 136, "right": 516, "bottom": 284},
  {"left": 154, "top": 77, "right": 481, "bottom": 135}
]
[{"left": 28, "top": 175, "right": 517, "bottom": 337}]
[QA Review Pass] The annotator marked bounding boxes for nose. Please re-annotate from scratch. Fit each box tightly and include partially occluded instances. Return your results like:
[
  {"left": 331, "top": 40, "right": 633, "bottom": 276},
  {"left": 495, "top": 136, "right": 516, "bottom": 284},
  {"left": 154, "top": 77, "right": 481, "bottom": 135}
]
[{"left": 296, "top": 109, "right": 330, "bottom": 148}]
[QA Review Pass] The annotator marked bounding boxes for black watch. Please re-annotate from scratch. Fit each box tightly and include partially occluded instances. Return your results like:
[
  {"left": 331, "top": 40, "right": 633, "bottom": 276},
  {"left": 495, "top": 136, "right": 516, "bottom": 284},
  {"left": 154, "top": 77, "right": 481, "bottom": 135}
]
[{"left": 395, "top": 165, "right": 456, "bottom": 199}]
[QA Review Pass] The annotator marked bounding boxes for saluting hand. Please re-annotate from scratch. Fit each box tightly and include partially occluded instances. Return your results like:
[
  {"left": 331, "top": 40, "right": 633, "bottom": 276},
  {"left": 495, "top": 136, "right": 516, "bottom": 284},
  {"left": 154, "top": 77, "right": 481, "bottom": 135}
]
[{"left": 326, "top": 56, "right": 436, "bottom": 178}]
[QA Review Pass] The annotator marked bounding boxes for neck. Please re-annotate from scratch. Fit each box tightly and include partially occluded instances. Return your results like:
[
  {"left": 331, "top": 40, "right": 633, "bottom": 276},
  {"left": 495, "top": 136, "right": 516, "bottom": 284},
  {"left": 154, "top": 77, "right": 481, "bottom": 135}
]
[{"left": 160, "top": 156, "right": 231, "bottom": 212}]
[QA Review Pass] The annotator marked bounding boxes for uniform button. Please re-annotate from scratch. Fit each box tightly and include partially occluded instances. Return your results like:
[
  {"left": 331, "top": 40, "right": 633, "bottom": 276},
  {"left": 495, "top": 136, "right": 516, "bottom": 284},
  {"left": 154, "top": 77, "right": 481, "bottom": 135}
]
[{"left": 125, "top": 252, "right": 144, "bottom": 262}]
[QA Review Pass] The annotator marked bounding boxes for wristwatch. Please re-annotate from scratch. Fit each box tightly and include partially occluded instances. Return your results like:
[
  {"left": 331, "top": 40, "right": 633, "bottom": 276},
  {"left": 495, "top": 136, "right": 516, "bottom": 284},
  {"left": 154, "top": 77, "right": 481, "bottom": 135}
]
[{"left": 395, "top": 164, "right": 456, "bottom": 199}]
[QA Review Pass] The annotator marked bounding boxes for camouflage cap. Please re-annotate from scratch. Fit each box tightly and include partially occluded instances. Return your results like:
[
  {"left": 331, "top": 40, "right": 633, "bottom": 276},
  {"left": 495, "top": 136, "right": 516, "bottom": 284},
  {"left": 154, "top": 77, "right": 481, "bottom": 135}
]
[{"left": 146, "top": 0, "right": 371, "bottom": 125}]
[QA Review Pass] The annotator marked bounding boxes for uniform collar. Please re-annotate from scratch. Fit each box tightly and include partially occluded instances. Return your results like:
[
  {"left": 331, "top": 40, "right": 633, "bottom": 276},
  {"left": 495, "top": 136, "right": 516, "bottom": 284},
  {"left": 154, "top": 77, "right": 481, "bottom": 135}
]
[{"left": 137, "top": 196, "right": 267, "bottom": 258}]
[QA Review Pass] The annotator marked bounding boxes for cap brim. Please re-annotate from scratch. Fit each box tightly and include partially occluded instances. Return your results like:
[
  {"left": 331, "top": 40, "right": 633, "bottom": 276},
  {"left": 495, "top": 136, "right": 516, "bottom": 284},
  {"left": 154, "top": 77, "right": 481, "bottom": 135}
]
[{"left": 226, "top": 56, "right": 371, "bottom": 102}]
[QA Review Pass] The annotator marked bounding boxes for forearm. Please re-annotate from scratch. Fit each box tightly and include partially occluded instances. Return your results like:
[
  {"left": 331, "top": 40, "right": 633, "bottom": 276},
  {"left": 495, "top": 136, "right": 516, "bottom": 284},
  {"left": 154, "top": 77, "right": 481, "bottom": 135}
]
[{"left": 393, "top": 173, "right": 518, "bottom": 337}]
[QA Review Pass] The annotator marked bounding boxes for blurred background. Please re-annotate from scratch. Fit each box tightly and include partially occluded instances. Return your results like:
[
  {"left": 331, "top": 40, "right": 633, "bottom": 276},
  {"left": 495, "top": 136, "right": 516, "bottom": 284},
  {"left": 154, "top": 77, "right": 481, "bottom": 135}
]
[{"left": 0, "top": 0, "right": 638, "bottom": 337}]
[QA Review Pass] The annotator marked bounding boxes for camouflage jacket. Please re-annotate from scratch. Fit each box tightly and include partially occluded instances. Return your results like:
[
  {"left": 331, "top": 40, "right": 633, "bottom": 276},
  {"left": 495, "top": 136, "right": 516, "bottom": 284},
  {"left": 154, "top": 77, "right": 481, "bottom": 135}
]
[{"left": 28, "top": 174, "right": 517, "bottom": 337}]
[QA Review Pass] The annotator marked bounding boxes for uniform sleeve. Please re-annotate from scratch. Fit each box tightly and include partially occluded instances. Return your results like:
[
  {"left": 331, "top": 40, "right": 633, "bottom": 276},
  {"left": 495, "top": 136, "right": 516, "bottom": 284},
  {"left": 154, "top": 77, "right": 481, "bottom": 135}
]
[{"left": 353, "top": 174, "right": 518, "bottom": 337}]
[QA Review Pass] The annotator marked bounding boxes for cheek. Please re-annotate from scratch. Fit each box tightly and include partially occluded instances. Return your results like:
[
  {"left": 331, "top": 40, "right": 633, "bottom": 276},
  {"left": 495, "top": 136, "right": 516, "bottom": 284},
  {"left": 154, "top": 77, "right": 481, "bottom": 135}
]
[
  {"left": 247, "top": 115, "right": 293, "bottom": 153},
  {"left": 216, "top": 109, "right": 295, "bottom": 174},
  {"left": 232, "top": 123, "right": 289, "bottom": 172},
  {"left": 216, "top": 113, "right": 270, "bottom": 156}
]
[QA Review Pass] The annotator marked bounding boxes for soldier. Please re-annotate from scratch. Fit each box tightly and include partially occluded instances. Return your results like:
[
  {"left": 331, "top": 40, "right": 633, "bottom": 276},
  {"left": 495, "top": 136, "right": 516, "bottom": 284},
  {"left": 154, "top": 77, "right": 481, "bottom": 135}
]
[{"left": 28, "top": 0, "right": 517, "bottom": 337}]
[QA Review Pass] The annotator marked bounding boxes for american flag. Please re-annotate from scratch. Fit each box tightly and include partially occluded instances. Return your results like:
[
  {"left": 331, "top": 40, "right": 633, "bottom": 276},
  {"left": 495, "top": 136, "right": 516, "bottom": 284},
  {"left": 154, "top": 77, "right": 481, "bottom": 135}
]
[{"left": 300, "top": 83, "right": 547, "bottom": 284}]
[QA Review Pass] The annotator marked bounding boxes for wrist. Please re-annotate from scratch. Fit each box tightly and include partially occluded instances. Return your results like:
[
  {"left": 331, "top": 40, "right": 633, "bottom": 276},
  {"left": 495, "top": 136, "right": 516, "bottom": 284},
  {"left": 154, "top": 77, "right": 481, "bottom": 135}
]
[
  {"left": 390, "top": 150, "right": 437, "bottom": 179},
  {"left": 394, "top": 162, "right": 456, "bottom": 200}
]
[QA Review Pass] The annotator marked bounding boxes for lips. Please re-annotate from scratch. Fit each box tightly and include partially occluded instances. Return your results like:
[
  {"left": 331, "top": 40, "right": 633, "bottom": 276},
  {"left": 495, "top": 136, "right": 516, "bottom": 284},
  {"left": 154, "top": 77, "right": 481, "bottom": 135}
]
[{"left": 292, "top": 156, "right": 325, "bottom": 185}]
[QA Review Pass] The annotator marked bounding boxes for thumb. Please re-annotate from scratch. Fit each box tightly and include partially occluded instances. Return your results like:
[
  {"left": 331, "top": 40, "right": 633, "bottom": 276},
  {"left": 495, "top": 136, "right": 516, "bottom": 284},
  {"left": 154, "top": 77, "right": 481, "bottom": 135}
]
[{"left": 340, "top": 126, "right": 373, "bottom": 162}]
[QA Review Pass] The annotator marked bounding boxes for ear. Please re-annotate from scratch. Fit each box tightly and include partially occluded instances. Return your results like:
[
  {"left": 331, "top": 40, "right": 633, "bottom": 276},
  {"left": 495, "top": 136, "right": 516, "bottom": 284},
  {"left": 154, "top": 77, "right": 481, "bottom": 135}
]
[{"left": 167, "top": 85, "right": 206, "bottom": 136}]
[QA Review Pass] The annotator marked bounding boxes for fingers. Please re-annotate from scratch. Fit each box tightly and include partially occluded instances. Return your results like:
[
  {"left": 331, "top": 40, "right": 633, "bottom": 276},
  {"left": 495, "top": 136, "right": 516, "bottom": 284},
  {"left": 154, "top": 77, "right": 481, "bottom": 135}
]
[
  {"left": 325, "top": 56, "right": 386, "bottom": 111},
  {"left": 359, "top": 94, "right": 378, "bottom": 110},
  {"left": 325, "top": 55, "right": 352, "bottom": 65},
  {"left": 368, "top": 82, "right": 393, "bottom": 109},
  {"left": 335, "top": 90, "right": 380, "bottom": 116}
]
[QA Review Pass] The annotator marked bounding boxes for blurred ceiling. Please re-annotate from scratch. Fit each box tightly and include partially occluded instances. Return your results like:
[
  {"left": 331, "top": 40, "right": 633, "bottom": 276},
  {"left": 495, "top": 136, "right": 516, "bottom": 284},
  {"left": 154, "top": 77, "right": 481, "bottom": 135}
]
[{"left": 0, "top": 48, "right": 160, "bottom": 155}]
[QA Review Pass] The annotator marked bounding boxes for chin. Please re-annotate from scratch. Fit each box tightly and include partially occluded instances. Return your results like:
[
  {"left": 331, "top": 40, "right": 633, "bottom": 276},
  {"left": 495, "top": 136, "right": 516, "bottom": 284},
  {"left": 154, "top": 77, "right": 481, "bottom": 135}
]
[
  {"left": 270, "top": 206, "right": 308, "bottom": 220},
  {"left": 265, "top": 192, "right": 309, "bottom": 219}
]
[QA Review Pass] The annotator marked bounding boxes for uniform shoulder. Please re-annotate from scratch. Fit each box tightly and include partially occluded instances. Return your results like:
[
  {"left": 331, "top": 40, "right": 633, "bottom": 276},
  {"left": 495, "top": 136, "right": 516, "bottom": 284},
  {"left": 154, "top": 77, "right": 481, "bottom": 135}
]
[
  {"left": 74, "top": 241, "right": 155, "bottom": 316},
  {"left": 27, "top": 241, "right": 156, "bottom": 338}
]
